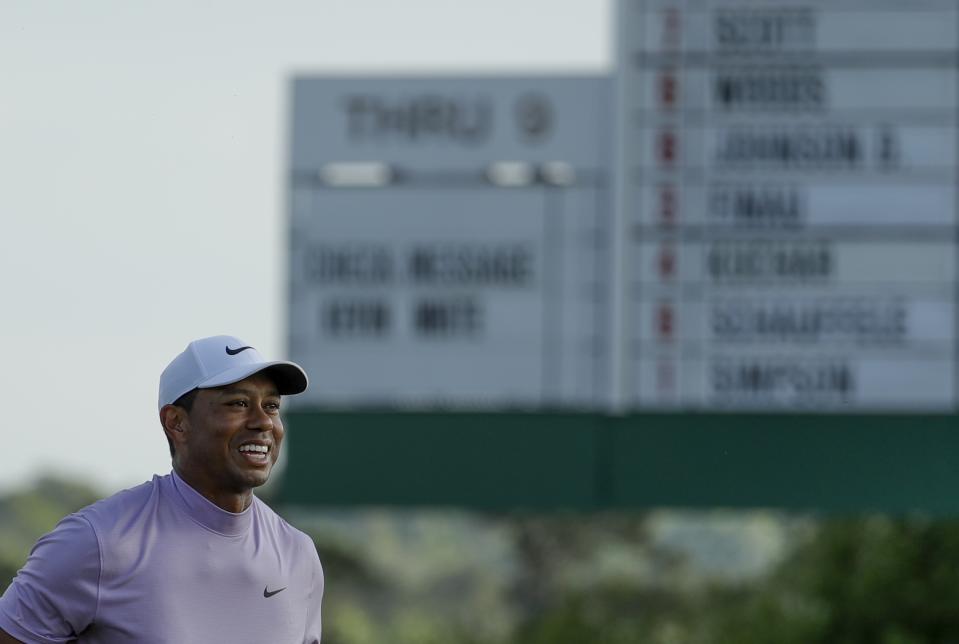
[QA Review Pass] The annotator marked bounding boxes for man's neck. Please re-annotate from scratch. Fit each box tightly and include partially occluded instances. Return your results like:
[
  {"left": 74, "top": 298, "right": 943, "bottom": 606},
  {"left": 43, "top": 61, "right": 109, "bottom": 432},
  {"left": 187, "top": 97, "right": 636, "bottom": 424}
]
[{"left": 173, "top": 466, "right": 254, "bottom": 513}]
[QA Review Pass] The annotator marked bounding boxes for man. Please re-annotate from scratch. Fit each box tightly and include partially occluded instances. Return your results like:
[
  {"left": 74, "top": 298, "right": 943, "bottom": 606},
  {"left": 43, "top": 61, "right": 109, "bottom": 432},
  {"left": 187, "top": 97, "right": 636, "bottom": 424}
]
[{"left": 0, "top": 335, "right": 323, "bottom": 643}]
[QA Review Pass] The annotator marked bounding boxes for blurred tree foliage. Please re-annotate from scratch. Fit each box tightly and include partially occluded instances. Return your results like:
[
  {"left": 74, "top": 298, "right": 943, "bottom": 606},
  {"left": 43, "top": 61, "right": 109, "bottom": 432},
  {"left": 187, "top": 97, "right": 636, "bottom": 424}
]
[
  {"left": 713, "top": 516, "right": 959, "bottom": 644},
  {"left": 504, "top": 514, "right": 700, "bottom": 644},
  {"left": 496, "top": 516, "right": 959, "bottom": 644}
]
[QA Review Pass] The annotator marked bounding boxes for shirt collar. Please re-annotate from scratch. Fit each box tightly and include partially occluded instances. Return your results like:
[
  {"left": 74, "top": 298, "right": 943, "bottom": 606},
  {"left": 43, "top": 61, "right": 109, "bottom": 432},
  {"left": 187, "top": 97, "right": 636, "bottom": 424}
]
[{"left": 169, "top": 469, "right": 254, "bottom": 536}]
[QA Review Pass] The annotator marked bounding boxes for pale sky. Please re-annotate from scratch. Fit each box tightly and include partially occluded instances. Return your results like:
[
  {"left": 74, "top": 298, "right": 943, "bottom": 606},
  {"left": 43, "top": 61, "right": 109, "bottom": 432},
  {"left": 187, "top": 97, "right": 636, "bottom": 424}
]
[{"left": 0, "top": 1, "right": 608, "bottom": 493}]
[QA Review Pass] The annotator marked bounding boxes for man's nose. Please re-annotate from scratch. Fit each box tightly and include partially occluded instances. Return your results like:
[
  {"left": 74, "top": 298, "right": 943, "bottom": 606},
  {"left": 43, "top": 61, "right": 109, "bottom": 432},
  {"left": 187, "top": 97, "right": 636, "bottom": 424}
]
[{"left": 248, "top": 404, "right": 274, "bottom": 429}]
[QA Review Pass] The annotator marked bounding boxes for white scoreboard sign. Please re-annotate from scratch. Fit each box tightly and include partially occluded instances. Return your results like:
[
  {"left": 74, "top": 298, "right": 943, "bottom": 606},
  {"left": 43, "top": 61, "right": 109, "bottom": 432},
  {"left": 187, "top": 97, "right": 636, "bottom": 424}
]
[
  {"left": 617, "top": 0, "right": 959, "bottom": 410},
  {"left": 289, "top": 3, "right": 958, "bottom": 413},
  {"left": 288, "top": 77, "right": 611, "bottom": 409}
]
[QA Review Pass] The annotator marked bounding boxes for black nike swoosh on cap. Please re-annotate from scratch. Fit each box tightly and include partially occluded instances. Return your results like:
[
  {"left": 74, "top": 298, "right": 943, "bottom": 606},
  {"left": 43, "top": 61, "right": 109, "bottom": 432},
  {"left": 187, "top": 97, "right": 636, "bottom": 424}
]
[
  {"left": 263, "top": 586, "right": 286, "bottom": 598},
  {"left": 225, "top": 345, "right": 254, "bottom": 355}
]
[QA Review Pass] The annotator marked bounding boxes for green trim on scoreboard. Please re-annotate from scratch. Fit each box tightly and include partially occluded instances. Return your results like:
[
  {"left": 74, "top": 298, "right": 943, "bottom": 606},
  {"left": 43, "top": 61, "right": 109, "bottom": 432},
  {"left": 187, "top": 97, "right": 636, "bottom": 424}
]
[{"left": 279, "top": 411, "right": 959, "bottom": 513}]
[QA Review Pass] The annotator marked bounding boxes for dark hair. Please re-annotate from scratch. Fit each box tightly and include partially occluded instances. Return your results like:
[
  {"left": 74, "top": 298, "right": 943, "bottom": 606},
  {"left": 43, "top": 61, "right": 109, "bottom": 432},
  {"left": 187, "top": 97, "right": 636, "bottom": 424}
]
[
  {"left": 174, "top": 388, "right": 199, "bottom": 412},
  {"left": 166, "top": 389, "right": 199, "bottom": 457}
]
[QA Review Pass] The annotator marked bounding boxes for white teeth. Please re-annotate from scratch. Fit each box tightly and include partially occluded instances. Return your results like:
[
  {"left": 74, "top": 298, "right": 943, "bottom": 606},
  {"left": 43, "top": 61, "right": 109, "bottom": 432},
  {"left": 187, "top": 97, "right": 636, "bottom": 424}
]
[{"left": 239, "top": 445, "right": 269, "bottom": 454}]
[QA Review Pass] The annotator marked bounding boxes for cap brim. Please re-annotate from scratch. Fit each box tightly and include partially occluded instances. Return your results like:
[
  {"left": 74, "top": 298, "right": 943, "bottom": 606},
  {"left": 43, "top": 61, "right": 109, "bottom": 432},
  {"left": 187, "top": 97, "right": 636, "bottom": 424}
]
[{"left": 197, "top": 360, "right": 308, "bottom": 396}]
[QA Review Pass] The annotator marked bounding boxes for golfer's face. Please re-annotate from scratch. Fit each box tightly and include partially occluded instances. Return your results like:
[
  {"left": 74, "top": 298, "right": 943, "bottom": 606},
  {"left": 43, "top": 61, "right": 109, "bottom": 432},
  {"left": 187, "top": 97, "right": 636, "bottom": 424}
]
[{"left": 186, "top": 373, "right": 284, "bottom": 493}]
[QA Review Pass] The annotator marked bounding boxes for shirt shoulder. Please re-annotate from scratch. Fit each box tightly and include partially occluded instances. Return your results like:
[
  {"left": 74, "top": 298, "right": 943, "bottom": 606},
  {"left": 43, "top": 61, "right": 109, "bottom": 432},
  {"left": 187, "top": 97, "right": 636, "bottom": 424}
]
[
  {"left": 76, "top": 475, "right": 164, "bottom": 534},
  {"left": 251, "top": 498, "right": 323, "bottom": 575},
  {"left": 252, "top": 497, "right": 317, "bottom": 549}
]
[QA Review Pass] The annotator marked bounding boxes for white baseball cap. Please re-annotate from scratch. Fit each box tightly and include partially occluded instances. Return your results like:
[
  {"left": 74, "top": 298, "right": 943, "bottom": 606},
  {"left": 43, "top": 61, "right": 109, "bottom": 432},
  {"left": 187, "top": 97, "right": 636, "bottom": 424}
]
[{"left": 158, "top": 335, "right": 308, "bottom": 411}]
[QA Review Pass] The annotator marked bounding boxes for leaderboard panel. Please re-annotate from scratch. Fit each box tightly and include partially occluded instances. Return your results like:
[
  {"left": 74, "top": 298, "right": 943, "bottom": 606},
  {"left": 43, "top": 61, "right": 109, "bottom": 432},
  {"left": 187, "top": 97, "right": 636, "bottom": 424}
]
[
  {"left": 618, "top": 0, "right": 959, "bottom": 410},
  {"left": 288, "top": 77, "right": 611, "bottom": 410}
]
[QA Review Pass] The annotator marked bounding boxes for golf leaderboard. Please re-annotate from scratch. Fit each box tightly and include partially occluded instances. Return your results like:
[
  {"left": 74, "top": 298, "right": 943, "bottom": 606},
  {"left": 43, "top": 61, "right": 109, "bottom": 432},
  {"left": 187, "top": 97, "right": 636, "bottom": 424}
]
[
  {"left": 619, "top": 0, "right": 959, "bottom": 411},
  {"left": 281, "top": 1, "right": 959, "bottom": 511}
]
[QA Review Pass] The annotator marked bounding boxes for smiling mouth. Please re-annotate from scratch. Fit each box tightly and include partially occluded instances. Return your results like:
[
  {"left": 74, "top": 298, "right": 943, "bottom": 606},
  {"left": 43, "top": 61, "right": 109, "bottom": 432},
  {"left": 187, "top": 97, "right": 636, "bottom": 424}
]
[{"left": 237, "top": 443, "right": 271, "bottom": 466}]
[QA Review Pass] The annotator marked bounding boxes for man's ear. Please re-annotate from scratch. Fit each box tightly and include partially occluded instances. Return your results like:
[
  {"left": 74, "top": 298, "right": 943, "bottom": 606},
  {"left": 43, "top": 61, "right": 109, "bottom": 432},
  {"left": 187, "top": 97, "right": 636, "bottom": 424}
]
[{"left": 160, "top": 404, "right": 189, "bottom": 448}]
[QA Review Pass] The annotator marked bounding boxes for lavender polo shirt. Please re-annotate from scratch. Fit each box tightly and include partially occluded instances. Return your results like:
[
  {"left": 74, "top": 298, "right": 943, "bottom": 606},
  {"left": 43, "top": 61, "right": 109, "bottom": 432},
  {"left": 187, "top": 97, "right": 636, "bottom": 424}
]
[{"left": 0, "top": 471, "right": 323, "bottom": 643}]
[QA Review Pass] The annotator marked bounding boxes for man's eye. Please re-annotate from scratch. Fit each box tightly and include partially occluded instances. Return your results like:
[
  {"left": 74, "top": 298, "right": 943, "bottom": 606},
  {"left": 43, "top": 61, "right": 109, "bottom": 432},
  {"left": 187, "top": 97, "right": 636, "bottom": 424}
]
[
  {"left": 265, "top": 402, "right": 281, "bottom": 412},
  {"left": 228, "top": 400, "right": 248, "bottom": 407}
]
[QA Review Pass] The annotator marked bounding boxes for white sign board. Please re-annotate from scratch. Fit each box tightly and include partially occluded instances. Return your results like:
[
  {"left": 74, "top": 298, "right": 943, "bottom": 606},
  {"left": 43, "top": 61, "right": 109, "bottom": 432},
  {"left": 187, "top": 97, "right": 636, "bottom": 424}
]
[
  {"left": 288, "top": 77, "right": 611, "bottom": 409},
  {"left": 617, "top": 0, "right": 959, "bottom": 410}
]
